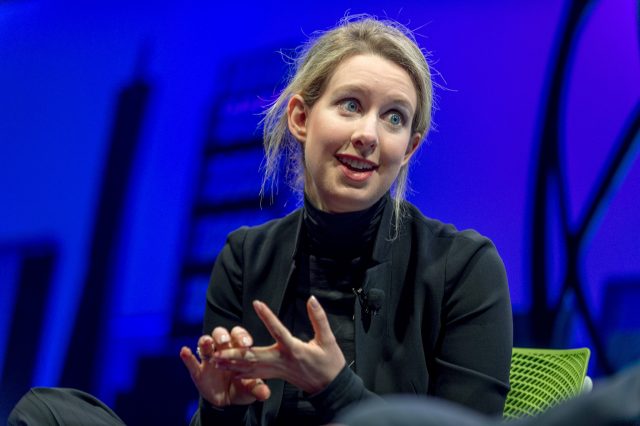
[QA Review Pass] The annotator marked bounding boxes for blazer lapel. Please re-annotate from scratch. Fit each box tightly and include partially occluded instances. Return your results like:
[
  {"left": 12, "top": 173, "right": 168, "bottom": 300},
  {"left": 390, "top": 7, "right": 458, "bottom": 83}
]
[
  {"left": 246, "top": 209, "right": 304, "bottom": 424},
  {"left": 246, "top": 209, "right": 304, "bottom": 321}
]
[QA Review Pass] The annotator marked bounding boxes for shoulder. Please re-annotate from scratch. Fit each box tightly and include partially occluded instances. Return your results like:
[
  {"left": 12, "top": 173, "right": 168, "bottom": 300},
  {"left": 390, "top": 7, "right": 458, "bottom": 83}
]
[
  {"left": 400, "top": 201, "right": 493, "bottom": 250},
  {"left": 399, "top": 203, "right": 509, "bottom": 315},
  {"left": 399, "top": 201, "right": 503, "bottom": 276},
  {"left": 212, "top": 208, "right": 302, "bottom": 283},
  {"left": 225, "top": 208, "right": 302, "bottom": 253}
]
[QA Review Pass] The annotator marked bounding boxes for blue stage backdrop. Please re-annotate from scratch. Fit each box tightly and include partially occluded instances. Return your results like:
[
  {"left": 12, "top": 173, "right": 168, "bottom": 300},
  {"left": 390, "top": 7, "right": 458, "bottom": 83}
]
[{"left": 1, "top": 0, "right": 638, "bottom": 423}]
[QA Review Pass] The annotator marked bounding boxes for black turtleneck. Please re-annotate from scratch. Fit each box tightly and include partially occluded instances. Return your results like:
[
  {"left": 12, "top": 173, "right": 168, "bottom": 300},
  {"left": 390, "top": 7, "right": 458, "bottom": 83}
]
[
  {"left": 275, "top": 194, "right": 387, "bottom": 426},
  {"left": 303, "top": 194, "right": 387, "bottom": 259}
]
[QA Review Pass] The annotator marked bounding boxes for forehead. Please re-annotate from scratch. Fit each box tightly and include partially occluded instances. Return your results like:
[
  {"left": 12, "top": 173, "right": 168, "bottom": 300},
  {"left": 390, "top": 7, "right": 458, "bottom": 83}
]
[{"left": 323, "top": 54, "right": 417, "bottom": 107}]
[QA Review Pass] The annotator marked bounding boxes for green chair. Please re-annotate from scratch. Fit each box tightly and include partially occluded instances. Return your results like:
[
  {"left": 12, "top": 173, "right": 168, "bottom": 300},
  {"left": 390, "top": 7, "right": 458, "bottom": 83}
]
[{"left": 503, "top": 347, "right": 591, "bottom": 420}]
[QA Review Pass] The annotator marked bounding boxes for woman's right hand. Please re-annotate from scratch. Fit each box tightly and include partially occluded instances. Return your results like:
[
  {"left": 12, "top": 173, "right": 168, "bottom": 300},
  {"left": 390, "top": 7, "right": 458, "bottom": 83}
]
[{"left": 180, "top": 326, "right": 271, "bottom": 407}]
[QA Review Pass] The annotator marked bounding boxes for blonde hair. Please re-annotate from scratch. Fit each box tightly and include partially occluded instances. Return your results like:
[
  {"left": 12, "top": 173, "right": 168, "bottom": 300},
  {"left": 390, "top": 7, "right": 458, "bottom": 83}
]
[{"left": 261, "top": 15, "right": 433, "bottom": 235}]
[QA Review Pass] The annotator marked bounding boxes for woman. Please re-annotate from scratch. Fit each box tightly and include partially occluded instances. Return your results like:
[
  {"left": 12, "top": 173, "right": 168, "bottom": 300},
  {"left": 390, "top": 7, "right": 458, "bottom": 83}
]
[{"left": 180, "top": 16, "right": 512, "bottom": 425}]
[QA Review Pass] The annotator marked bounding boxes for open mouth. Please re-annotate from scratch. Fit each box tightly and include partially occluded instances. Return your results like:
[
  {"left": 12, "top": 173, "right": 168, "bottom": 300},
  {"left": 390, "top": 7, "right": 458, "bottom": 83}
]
[{"left": 336, "top": 155, "right": 378, "bottom": 172}]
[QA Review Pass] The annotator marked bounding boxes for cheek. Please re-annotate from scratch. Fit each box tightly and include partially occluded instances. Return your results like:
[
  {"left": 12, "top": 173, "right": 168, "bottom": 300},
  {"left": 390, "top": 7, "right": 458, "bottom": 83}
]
[
  {"left": 305, "top": 128, "right": 343, "bottom": 161},
  {"left": 383, "top": 139, "right": 412, "bottom": 166},
  {"left": 307, "top": 110, "right": 349, "bottom": 143}
]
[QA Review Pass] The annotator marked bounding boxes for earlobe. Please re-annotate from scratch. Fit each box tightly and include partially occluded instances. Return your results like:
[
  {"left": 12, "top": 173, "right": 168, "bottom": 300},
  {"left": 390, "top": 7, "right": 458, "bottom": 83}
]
[
  {"left": 402, "top": 133, "right": 422, "bottom": 165},
  {"left": 287, "top": 94, "right": 308, "bottom": 143}
]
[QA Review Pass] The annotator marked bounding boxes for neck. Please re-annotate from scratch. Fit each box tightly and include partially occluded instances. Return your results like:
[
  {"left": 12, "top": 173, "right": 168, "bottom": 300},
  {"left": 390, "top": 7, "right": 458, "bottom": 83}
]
[{"left": 302, "top": 194, "right": 387, "bottom": 259}]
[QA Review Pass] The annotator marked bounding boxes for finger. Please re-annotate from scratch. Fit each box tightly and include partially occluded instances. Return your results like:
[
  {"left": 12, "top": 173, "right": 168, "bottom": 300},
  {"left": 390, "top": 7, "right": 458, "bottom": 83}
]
[
  {"left": 218, "top": 350, "right": 279, "bottom": 380},
  {"left": 230, "top": 326, "right": 253, "bottom": 348},
  {"left": 212, "top": 327, "right": 232, "bottom": 349},
  {"left": 198, "top": 335, "right": 214, "bottom": 349},
  {"left": 215, "top": 347, "right": 258, "bottom": 362},
  {"left": 306, "top": 295, "right": 335, "bottom": 346},
  {"left": 245, "top": 378, "right": 271, "bottom": 401},
  {"left": 180, "top": 346, "right": 201, "bottom": 377},
  {"left": 216, "top": 358, "right": 257, "bottom": 376},
  {"left": 214, "top": 345, "right": 278, "bottom": 368},
  {"left": 253, "top": 300, "right": 293, "bottom": 346},
  {"left": 198, "top": 335, "right": 215, "bottom": 362}
]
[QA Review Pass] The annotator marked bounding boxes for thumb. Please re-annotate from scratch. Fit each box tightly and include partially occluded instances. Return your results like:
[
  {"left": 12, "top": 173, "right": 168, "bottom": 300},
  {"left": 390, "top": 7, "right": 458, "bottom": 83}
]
[
  {"left": 306, "top": 296, "right": 335, "bottom": 347},
  {"left": 241, "top": 378, "right": 271, "bottom": 401}
]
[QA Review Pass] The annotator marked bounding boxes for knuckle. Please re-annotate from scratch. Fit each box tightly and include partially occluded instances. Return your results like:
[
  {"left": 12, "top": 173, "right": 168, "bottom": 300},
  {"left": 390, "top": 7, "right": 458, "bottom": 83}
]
[
  {"left": 325, "top": 335, "right": 338, "bottom": 346},
  {"left": 288, "top": 346, "right": 304, "bottom": 361}
]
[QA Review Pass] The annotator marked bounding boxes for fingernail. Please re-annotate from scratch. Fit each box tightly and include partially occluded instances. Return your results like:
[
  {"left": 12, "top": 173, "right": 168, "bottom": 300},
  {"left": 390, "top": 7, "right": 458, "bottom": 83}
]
[
  {"left": 242, "top": 336, "right": 251, "bottom": 346},
  {"left": 219, "top": 334, "right": 230, "bottom": 344},
  {"left": 309, "top": 295, "right": 319, "bottom": 309}
]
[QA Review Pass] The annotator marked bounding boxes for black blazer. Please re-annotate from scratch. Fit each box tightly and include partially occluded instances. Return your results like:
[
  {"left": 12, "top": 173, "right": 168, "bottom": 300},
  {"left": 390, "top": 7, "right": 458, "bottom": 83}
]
[{"left": 193, "top": 200, "right": 512, "bottom": 425}]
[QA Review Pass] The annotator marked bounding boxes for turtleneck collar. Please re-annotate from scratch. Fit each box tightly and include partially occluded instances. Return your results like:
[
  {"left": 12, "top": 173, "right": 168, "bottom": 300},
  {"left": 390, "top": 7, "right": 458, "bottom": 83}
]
[{"left": 302, "top": 193, "right": 388, "bottom": 259}]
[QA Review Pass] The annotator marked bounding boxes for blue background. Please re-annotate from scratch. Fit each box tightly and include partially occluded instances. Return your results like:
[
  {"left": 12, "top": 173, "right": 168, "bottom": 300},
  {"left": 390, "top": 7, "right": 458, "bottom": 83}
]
[{"left": 1, "top": 0, "right": 639, "bottom": 423}]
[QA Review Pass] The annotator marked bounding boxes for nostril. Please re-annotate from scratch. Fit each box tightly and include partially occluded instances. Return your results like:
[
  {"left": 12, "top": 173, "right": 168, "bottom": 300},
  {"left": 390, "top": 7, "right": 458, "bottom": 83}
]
[{"left": 351, "top": 134, "right": 378, "bottom": 148}]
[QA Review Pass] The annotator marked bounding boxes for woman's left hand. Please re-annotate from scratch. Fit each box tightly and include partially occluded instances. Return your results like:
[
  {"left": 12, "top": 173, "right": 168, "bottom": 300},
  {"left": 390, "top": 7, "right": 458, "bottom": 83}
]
[{"left": 213, "top": 295, "right": 346, "bottom": 394}]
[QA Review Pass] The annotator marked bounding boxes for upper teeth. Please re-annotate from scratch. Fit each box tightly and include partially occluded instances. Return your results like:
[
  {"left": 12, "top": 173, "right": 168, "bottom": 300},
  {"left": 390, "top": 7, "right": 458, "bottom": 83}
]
[{"left": 340, "top": 157, "right": 374, "bottom": 171}]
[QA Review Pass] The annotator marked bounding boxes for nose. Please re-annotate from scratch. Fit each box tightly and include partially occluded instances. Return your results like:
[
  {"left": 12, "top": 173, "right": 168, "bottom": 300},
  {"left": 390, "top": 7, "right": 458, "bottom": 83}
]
[{"left": 351, "top": 114, "right": 378, "bottom": 155}]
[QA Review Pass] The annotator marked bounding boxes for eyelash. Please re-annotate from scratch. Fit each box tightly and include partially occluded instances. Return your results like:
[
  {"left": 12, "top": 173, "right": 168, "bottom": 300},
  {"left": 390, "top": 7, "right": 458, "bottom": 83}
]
[
  {"left": 339, "top": 98, "right": 406, "bottom": 127},
  {"left": 386, "top": 111, "right": 405, "bottom": 127},
  {"left": 340, "top": 98, "right": 360, "bottom": 113}
]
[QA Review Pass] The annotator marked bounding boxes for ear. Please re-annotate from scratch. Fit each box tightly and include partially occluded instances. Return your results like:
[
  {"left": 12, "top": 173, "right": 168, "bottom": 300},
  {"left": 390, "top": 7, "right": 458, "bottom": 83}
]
[
  {"left": 287, "top": 94, "right": 308, "bottom": 143},
  {"left": 402, "top": 132, "right": 422, "bottom": 165}
]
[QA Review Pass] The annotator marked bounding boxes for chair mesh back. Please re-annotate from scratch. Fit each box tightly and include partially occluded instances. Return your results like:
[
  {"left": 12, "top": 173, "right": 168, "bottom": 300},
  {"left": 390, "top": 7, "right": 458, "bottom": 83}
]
[{"left": 503, "top": 347, "right": 590, "bottom": 420}]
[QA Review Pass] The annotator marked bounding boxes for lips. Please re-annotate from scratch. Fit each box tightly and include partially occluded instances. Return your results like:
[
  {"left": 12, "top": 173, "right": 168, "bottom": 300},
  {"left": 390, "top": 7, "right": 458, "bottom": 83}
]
[
  {"left": 336, "top": 154, "right": 378, "bottom": 172},
  {"left": 335, "top": 154, "right": 378, "bottom": 183}
]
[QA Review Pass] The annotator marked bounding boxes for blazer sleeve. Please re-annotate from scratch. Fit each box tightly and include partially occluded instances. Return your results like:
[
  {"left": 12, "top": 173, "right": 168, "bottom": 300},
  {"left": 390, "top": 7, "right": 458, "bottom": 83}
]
[
  {"left": 306, "top": 364, "right": 382, "bottom": 424},
  {"left": 191, "top": 227, "right": 253, "bottom": 426},
  {"left": 429, "top": 232, "right": 513, "bottom": 415}
]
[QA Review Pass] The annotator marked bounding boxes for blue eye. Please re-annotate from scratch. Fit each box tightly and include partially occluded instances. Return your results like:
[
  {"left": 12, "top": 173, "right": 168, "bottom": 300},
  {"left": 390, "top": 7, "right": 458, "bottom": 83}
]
[
  {"left": 388, "top": 112, "right": 403, "bottom": 126},
  {"left": 342, "top": 99, "right": 358, "bottom": 112}
]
